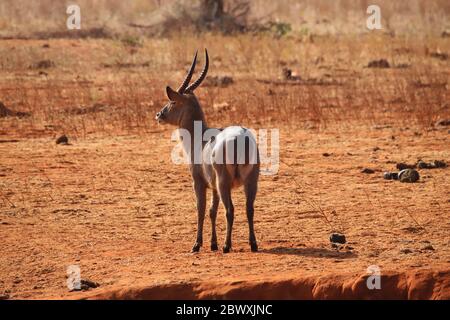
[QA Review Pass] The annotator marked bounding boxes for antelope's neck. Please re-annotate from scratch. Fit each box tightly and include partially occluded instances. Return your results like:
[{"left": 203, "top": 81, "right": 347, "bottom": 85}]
[{"left": 179, "top": 117, "right": 210, "bottom": 163}]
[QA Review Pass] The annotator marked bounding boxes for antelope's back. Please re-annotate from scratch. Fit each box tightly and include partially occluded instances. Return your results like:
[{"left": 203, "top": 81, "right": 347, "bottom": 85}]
[
  {"left": 210, "top": 126, "right": 258, "bottom": 166},
  {"left": 202, "top": 126, "right": 259, "bottom": 188}
]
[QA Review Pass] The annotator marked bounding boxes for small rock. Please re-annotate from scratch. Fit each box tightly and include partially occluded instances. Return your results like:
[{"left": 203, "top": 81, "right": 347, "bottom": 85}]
[
  {"left": 32, "top": 59, "right": 55, "bottom": 69},
  {"left": 330, "top": 233, "right": 346, "bottom": 244},
  {"left": 436, "top": 119, "right": 450, "bottom": 126},
  {"left": 361, "top": 168, "right": 375, "bottom": 174},
  {"left": 429, "top": 50, "right": 448, "bottom": 61},
  {"left": 421, "top": 245, "right": 435, "bottom": 251},
  {"left": 395, "top": 63, "right": 410, "bottom": 69},
  {"left": 0, "top": 294, "right": 9, "bottom": 300},
  {"left": 13, "top": 278, "right": 22, "bottom": 284},
  {"left": 368, "top": 59, "right": 390, "bottom": 68},
  {"left": 417, "top": 160, "right": 428, "bottom": 169},
  {"left": 384, "top": 172, "right": 399, "bottom": 180},
  {"left": 402, "top": 226, "right": 423, "bottom": 233},
  {"left": 282, "top": 68, "right": 302, "bottom": 81},
  {"left": 322, "top": 152, "right": 331, "bottom": 157},
  {"left": 0, "top": 101, "right": 30, "bottom": 118},
  {"left": 373, "top": 147, "right": 380, "bottom": 152},
  {"left": 417, "top": 160, "right": 446, "bottom": 169},
  {"left": 69, "top": 279, "right": 100, "bottom": 292},
  {"left": 212, "top": 102, "right": 231, "bottom": 112},
  {"left": 432, "top": 160, "right": 447, "bottom": 168},
  {"left": 80, "top": 279, "right": 99, "bottom": 290},
  {"left": 400, "top": 248, "right": 413, "bottom": 254},
  {"left": 56, "top": 135, "right": 69, "bottom": 145},
  {"left": 398, "top": 169, "right": 420, "bottom": 183},
  {"left": 396, "top": 162, "right": 416, "bottom": 170},
  {"left": 205, "top": 75, "right": 234, "bottom": 87}
]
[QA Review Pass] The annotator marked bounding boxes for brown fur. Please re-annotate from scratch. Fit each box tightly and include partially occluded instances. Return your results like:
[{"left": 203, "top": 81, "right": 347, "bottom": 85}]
[{"left": 156, "top": 50, "right": 259, "bottom": 253}]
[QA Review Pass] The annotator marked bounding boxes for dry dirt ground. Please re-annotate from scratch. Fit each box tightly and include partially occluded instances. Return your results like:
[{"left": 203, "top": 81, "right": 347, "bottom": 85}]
[{"left": 0, "top": 37, "right": 449, "bottom": 299}]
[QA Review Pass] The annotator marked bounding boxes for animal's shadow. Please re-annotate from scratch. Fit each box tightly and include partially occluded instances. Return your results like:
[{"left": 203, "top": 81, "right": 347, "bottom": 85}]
[{"left": 260, "top": 246, "right": 357, "bottom": 259}]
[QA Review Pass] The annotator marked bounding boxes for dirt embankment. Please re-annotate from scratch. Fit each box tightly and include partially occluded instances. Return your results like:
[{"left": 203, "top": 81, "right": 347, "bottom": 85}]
[{"left": 65, "top": 269, "right": 449, "bottom": 300}]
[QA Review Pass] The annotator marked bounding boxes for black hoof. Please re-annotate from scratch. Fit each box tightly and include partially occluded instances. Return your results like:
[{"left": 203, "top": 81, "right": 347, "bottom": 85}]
[
  {"left": 191, "top": 243, "right": 201, "bottom": 252},
  {"left": 223, "top": 246, "right": 231, "bottom": 253},
  {"left": 211, "top": 243, "right": 218, "bottom": 251},
  {"left": 250, "top": 242, "right": 258, "bottom": 252}
]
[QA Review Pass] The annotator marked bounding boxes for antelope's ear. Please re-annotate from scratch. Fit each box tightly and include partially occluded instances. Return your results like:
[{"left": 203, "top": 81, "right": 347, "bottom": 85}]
[{"left": 166, "top": 86, "right": 183, "bottom": 103}]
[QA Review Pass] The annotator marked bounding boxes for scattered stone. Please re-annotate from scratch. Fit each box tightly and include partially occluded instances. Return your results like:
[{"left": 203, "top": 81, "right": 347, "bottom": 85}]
[
  {"left": 282, "top": 68, "right": 302, "bottom": 81},
  {"left": 400, "top": 248, "right": 413, "bottom": 254},
  {"left": 442, "top": 30, "right": 450, "bottom": 38},
  {"left": 56, "top": 135, "right": 69, "bottom": 145},
  {"left": 417, "top": 160, "right": 428, "bottom": 169},
  {"left": 80, "top": 279, "right": 100, "bottom": 290},
  {"left": 361, "top": 168, "right": 375, "bottom": 174},
  {"left": 31, "top": 59, "right": 55, "bottom": 69},
  {"left": 402, "top": 226, "right": 424, "bottom": 233},
  {"left": 0, "top": 293, "right": 9, "bottom": 300},
  {"left": 429, "top": 50, "right": 448, "bottom": 61},
  {"left": 322, "top": 152, "right": 331, "bottom": 157},
  {"left": 205, "top": 75, "right": 234, "bottom": 87},
  {"left": 383, "top": 172, "right": 399, "bottom": 180},
  {"left": 65, "top": 103, "right": 106, "bottom": 116},
  {"left": 13, "top": 277, "right": 22, "bottom": 284},
  {"left": 421, "top": 245, "right": 435, "bottom": 251},
  {"left": 395, "top": 63, "right": 410, "bottom": 69},
  {"left": 367, "top": 59, "right": 390, "bottom": 68},
  {"left": 42, "top": 43, "right": 50, "bottom": 48},
  {"left": 396, "top": 162, "right": 416, "bottom": 170},
  {"left": 433, "top": 160, "right": 447, "bottom": 168},
  {"left": 330, "top": 233, "right": 346, "bottom": 244},
  {"left": 212, "top": 102, "right": 232, "bottom": 112},
  {"left": 0, "top": 101, "right": 30, "bottom": 118},
  {"left": 373, "top": 147, "right": 380, "bottom": 152},
  {"left": 435, "top": 119, "right": 450, "bottom": 127},
  {"left": 102, "top": 61, "right": 150, "bottom": 68},
  {"left": 69, "top": 279, "right": 100, "bottom": 292},
  {"left": 398, "top": 169, "right": 420, "bottom": 183},
  {"left": 417, "top": 160, "right": 447, "bottom": 169},
  {"left": 0, "top": 102, "right": 14, "bottom": 117}
]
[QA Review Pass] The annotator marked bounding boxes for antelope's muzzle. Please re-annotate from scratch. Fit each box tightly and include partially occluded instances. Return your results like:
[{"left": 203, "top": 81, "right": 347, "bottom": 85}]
[{"left": 155, "top": 111, "right": 165, "bottom": 122}]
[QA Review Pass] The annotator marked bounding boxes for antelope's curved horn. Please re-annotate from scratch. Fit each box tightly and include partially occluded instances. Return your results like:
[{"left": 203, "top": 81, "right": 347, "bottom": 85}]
[
  {"left": 185, "top": 49, "right": 209, "bottom": 93},
  {"left": 177, "top": 50, "right": 198, "bottom": 93}
]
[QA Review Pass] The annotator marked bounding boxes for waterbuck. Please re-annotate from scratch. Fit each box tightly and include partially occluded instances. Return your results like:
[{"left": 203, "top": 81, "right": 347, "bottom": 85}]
[{"left": 155, "top": 49, "right": 260, "bottom": 253}]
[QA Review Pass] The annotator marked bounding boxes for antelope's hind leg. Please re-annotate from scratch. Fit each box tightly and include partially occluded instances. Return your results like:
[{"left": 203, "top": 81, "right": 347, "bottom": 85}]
[
  {"left": 192, "top": 180, "right": 206, "bottom": 253},
  {"left": 209, "top": 189, "right": 220, "bottom": 251},
  {"left": 244, "top": 179, "right": 258, "bottom": 252},
  {"left": 216, "top": 168, "right": 234, "bottom": 253}
]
